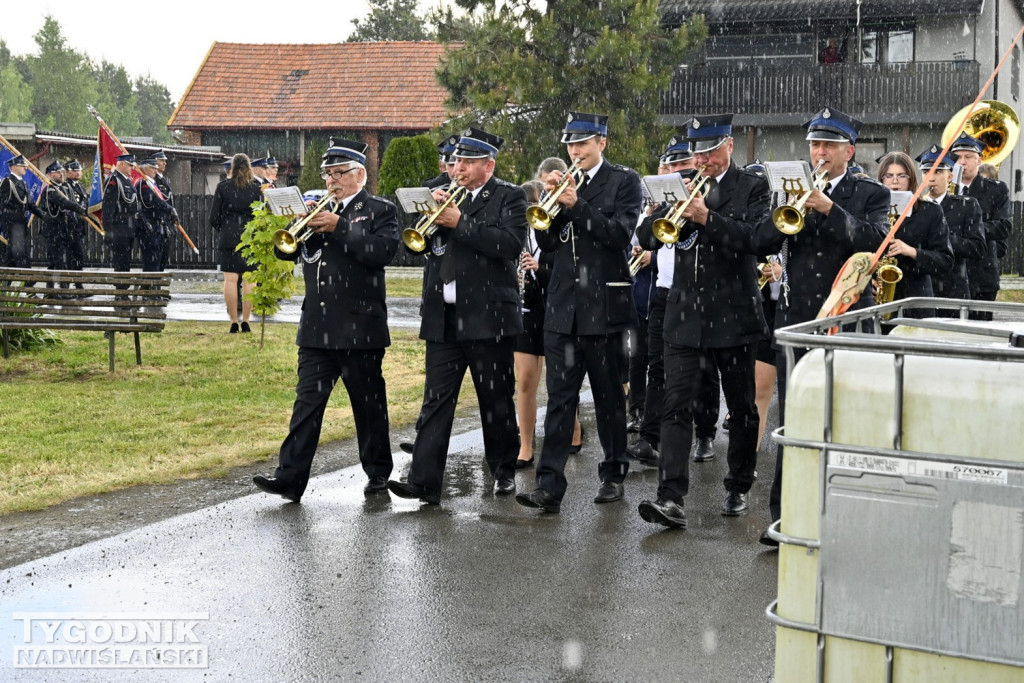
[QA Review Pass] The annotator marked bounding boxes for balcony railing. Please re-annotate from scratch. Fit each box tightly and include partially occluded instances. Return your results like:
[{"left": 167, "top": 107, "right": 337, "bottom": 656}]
[{"left": 661, "top": 60, "right": 981, "bottom": 119}]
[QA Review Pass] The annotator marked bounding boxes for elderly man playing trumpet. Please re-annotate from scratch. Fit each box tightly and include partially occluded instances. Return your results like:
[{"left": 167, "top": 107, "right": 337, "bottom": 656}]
[{"left": 253, "top": 140, "right": 400, "bottom": 504}]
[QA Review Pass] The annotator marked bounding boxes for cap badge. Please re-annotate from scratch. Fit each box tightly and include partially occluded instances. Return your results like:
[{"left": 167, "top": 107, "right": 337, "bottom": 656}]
[
  {"left": 930, "top": 145, "right": 939, "bottom": 153},
  {"left": 669, "top": 137, "right": 677, "bottom": 146},
  {"left": 822, "top": 108, "right": 832, "bottom": 119},
  {"left": 567, "top": 113, "right": 573, "bottom": 123},
  {"left": 463, "top": 129, "right": 472, "bottom": 137},
  {"left": 692, "top": 119, "right": 701, "bottom": 129}
]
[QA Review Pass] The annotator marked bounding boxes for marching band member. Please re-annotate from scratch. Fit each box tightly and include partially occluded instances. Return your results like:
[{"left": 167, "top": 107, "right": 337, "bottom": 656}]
[
  {"left": 634, "top": 114, "right": 770, "bottom": 527},
  {"left": 425, "top": 135, "right": 458, "bottom": 189},
  {"left": 917, "top": 145, "right": 986, "bottom": 311},
  {"left": 949, "top": 132, "right": 1012, "bottom": 320},
  {"left": 875, "top": 152, "right": 953, "bottom": 316},
  {"left": 137, "top": 158, "right": 176, "bottom": 273},
  {"left": 1, "top": 155, "right": 43, "bottom": 270},
  {"left": 253, "top": 140, "right": 399, "bottom": 503},
  {"left": 388, "top": 128, "right": 526, "bottom": 505},
  {"left": 751, "top": 107, "right": 889, "bottom": 544},
  {"left": 103, "top": 153, "right": 141, "bottom": 284},
  {"left": 516, "top": 111, "right": 642, "bottom": 514},
  {"left": 62, "top": 160, "right": 90, "bottom": 287}
]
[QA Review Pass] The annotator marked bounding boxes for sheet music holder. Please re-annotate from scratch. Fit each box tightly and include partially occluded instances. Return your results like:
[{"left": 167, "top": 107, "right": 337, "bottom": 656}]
[
  {"left": 263, "top": 187, "right": 310, "bottom": 217},
  {"left": 889, "top": 190, "right": 914, "bottom": 217},
  {"left": 764, "top": 161, "right": 813, "bottom": 196},
  {"left": 395, "top": 187, "right": 438, "bottom": 215},
  {"left": 642, "top": 174, "right": 690, "bottom": 205}
]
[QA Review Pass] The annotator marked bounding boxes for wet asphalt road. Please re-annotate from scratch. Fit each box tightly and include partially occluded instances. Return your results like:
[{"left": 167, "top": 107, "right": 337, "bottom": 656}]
[{"left": 1, "top": 407, "right": 781, "bottom": 682}]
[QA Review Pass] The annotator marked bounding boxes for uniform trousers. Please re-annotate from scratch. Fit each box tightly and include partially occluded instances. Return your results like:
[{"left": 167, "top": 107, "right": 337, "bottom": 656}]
[
  {"left": 627, "top": 317, "right": 649, "bottom": 416},
  {"left": 44, "top": 224, "right": 69, "bottom": 271},
  {"left": 4, "top": 220, "right": 31, "bottom": 268},
  {"left": 274, "top": 346, "right": 392, "bottom": 497},
  {"left": 109, "top": 221, "right": 136, "bottom": 272},
  {"left": 536, "top": 329, "right": 630, "bottom": 500},
  {"left": 137, "top": 224, "right": 165, "bottom": 272},
  {"left": 408, "top": 305, "right": 518, "bottom": 494},
  {"left": 659, "top": 342, "right": 758, "bottom": 502},
  {"left": 66, "top": 226, "right": 86, "bottom": 271},
  {"left": 639, "top": 288, "right": 720, "bottom": 449},
  {"left": 969, "top": 289, "right": 997, "bottom": 321}
]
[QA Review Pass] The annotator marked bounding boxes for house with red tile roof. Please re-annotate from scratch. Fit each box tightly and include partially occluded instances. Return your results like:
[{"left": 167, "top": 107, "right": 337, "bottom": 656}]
[{"left": 168, "top": 41, "right": 454, "bottom": 192}]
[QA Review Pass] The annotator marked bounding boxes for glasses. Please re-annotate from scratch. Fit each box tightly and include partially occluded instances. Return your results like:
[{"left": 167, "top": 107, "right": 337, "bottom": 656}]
[
  {"left": 881, "top": 173, "right": 911, "bottom": 181},
  {"left": 320, "top": 168, "right": 357, "bottom": 181}
]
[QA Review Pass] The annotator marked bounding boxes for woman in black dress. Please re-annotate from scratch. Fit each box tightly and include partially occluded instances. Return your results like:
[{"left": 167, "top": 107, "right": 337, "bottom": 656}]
[
  {"left": 209, "top": 154, "right": 263, "bottom": 333},
  {"left": 876, "top": 152, "right": 953, "bottom": 318}
]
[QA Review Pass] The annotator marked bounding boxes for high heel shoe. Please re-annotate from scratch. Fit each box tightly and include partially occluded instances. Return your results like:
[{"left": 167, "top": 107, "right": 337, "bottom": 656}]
[
  {"left": 240, "top": 321, "right": 251, "bottom": 333},
  {"left": 229, "top": 322, "right": 239, "bottom": 334},
  {"left": 514, "top": 457, "right": 534, "bottom": 470},
  {"left": 569, "top": 424, "right": 584, "bottom": 454}
]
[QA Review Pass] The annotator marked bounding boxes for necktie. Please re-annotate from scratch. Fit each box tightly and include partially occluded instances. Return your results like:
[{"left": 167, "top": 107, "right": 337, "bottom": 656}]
[
  {"left": 577, "top": 174, "right": 589, "bottom": 196},
  {"left": 703, "top": 177, "right": 719, "bottom": 207}
]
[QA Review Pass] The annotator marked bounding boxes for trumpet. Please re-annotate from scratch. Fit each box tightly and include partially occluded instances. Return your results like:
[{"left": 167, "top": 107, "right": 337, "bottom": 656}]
[
  {"left": 772, "top": 159, "right": 828, "bottom": 235},
  {"left": 756, "top": 255, "right": 779, "bottom": 289},
  {"left": 273, "top": 192, "right": 337, "bottom": 254},
  {"left": 628, "top": 249, "right": 647, "bottom": 277},
  {"left": 526, "top": 159, "right": 584, "bottom": 230},
  {"left": 651, "top": 166, "right": 711, "bottom": 244},
  {"left": 402, "top": 179, "right": 467, "bottom": 253}
]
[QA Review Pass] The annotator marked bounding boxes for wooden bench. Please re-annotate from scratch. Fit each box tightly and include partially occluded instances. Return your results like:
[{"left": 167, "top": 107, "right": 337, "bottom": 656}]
[{"left": 0, "top": 267, "right": 171, "bottom": 371}]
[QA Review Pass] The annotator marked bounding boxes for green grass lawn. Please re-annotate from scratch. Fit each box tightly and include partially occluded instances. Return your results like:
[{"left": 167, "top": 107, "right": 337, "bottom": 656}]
[
  {"left": 177, "top": 269, "right": 424, "bottom": 299},
  {"left": 0, "top": 322, "right": 433, "bottom": 515}
]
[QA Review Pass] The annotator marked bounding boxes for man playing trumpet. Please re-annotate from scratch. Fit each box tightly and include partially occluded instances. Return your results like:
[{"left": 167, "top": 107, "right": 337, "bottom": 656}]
[
  {"left": 634, "top": 114, "right": 771, "bottom": 527},
  {"left": 253, "top": 140, "right": 400, "bottom": 503},
  {"left": 388, "top": 128, "right": 527, "bottom": 505},
  {"left": 516, "top": 111, "right": 642, "bottom": 514}
]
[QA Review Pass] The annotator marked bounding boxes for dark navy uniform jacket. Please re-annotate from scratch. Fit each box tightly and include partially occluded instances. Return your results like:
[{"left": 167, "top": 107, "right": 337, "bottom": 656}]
[
  {"left": 275, "top": 188, "right": 399, "bottom": 350},
  {"left": 933, "top": 193, "right": 985, "bottom": 300},
  {"left": 535, "top": 159, "right": 641, "bottom": 336},
  {"left": 963, "top": 175, "right": 1011, "bottom": 293},
  {"left": 420, "top": 175, "right": 527, "bottom": 342},
  {"left": 751, "top": 171, "right": 889, "bottom": 329},
  {"left": 637, "top": 162, "right": 770, "bottom": 348}
]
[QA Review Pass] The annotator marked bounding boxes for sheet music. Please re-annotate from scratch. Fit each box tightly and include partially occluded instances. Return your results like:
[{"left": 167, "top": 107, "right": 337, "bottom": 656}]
[
  {"left": 951, "top": 163, "right": 965, "bottom": 187},
  {"left": 888, "top": 190, "right": 914, "bottom": 217},
  {"left": 764, "top": 161, "right": 813, "bottom": 195},
  {"left": 642, "top": 174, "right": 690, "bottom": 205},
  {"left": 395, "top": 187, "right": 438, "bottom": 215},
  {"left": 263, "top": 187, "right": 309, "bottom": 216}
]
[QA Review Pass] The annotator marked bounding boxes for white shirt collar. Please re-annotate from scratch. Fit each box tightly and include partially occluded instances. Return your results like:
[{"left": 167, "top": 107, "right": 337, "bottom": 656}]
[
  {"left": 338, "top": 190, "right": 360, "bottom": 212},
  {"left": 586, "top": 158, "right": 604, "bottom": 181},
  {"left": 828, "top": 172, "right": 846, "bottom": 193}
]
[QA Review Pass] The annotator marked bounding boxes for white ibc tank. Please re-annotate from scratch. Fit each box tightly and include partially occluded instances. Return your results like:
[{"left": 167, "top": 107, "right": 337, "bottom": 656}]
[{"left": 773, "top": 316, "right": 1024, "bottom": 682}]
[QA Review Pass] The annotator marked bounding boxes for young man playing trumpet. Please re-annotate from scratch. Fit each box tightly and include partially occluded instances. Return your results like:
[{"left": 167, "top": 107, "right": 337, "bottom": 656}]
[
  {"left": 253, "top": 140, "right": 399, "bottom": 503},
  {"left": 388, "top": 128, "right": 527, "bottom": 505},
  {"left": 516, "top": 111, "right": 642, "bottom": 514}
]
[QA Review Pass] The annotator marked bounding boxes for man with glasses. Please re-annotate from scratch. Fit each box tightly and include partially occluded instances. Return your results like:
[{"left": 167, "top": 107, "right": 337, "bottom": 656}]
[
  {"left": 635, "top": 114, "right": 770, "bottom": 528},
  {"left": 751, "top": 106, "right": 888, "bottom": 545},
  {"left": 253, "top": 140, "right": 400, "bottom": 504},
  {"left": 388, "top": 128, "right": 526, "bottom": 505}
]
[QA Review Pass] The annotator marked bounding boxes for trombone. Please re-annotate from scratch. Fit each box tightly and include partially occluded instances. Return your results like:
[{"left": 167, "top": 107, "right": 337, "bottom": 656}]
[
  {"left": 526, "top": 159, "right": 584, "bottom": 231},
  {"left": 651, "top": 166, "right": 711, "bottom": 244},
  {"left": 273, "top": 192, "right": 337, "bottom": 254},
  {"left": 402, "top": 179, "right": 467, "bottom": 253},
  {"left": 772, "top": 159, "right": 828, "bottom": 235}
]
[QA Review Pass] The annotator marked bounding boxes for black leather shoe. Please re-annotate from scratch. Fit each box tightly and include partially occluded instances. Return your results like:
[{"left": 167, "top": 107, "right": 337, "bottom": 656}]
[
  {"left": 721, "top": 491, "right": 749, "bottom": 516},
  {"left": 759, "top": 528, "right": 779, "bottom": 548},
  {"left": 364, "top": 476, "right": 388, "bottom": 494},
  {"left": 692, "top": 436, "right": 715, "bottom": 462},
  {"left": 252, "top": 475, "right": 301, "bottom": 503},
  {"left": 240, "top": 321, "right": 251, "bottom": 333},
  {"left": 722, "top": 414, "right": 733, "bottom": 432},
  {"left": 494, "top": 477, "right": 516, "bottom": 495},
  {"left": 515, "top": 488, "right": 561, "bottom": 513},
  {"left": 229, "top": 322, "right": 239, "bottom": 334},
  {"left": 399, "top": 442, "right": 414, "bottom": 454},
  {"left": 626, "top": 411, "right": 643, "bottom": 433},
  {"left": 625, "top": 438, "right": 659, "bottom": 467},
  {"left": 594, "top": 481, "right": 624, "bottom": 504},
  {"left": 514, "top": 457, "right": 534, "bottom": 469},
  {"left": 638, "top": 498, "right": 687, "bottom": 529},
  {"left": 387, "top": 480, "right": 440, "bottom": 505}
]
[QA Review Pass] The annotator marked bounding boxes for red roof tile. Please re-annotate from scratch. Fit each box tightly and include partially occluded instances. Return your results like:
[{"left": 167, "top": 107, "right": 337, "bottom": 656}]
[{"left": 169, "top": 42, "right": 456, "bottom": 131}]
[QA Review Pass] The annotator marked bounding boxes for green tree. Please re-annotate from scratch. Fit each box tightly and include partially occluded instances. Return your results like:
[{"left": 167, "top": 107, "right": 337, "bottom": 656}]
[
  {"left": 297, "top": 140, "right": 327, "bottom": 193},
  {"left": 238, "top": 203, "right": 299, "bottom": 350},
  {"left": 435, "top": 0, "right": 706, "bottom": 181},
  {"left": 92, "top": 60, "right": 142, "bottom": 137},
  {"left": 28, "top": 15, "right": 99, "bottom": 133},
  {"left": 378, "top": 135, "right": 438, "bottom": 196},
  {"left": 135, "top": 76, "right": 175, "bottom": 144},
  {"left": 0, "top": 63, "right": 34, "bottom": 122},
  {"left": 348, "top": 0, "right": 430, "bottom": 41}
]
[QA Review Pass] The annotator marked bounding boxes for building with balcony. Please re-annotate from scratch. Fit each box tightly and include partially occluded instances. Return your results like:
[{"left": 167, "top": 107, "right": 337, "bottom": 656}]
[{"left": 659, "top": 0, "right": 1024, "bottom": 200}]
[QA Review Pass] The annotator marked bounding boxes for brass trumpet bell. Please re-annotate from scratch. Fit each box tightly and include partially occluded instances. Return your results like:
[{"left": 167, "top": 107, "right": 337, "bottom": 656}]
[
  {"left": 272, "top": 193, "right": 336, "bottom": 254},
  {"left": 651, "top": 166, "right": 710, "bottom": 245},
  {"left": 942, "top": 100, "right": 1020, "bottom": 167},
  {"left": 526, "top": 160, "right": 584, "bottom": 231},
  {"left": 402, "top": 180, "right": 467, "bottom": 253},
  {"left": 772, "top": 206, "right": 805, "bottom": 236}
]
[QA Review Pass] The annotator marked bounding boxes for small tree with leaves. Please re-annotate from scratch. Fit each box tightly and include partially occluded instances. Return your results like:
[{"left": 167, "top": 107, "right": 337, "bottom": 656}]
[
  {"left": 297, "top": 140, "right": 327, "bottom": 194},
  {"left": 378, "top": 135, "right": 438, "bottom": 196},
  {"left": 238, "top": 202, "right": 299, "bottom": 349},
  {"left": 348, "top": 0, "right": 430, "bottom": 41}
]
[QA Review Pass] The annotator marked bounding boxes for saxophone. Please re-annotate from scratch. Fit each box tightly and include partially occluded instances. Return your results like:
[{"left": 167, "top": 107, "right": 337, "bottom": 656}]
[{"left": 874, "top": 205, "right": 904, "bottom": 309}]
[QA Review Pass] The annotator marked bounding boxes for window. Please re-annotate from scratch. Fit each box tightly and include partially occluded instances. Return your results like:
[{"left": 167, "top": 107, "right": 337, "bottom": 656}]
[
  {"left": 888, "top": 31, "right": 914, "bottom": 63},
  {"left": 858, "top": 29, "right": 914, "bottom": 64}
]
